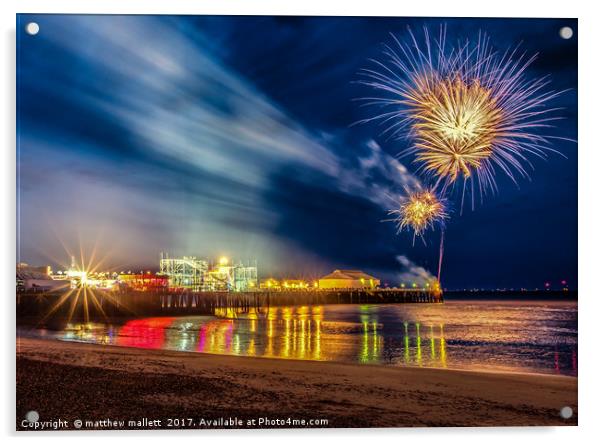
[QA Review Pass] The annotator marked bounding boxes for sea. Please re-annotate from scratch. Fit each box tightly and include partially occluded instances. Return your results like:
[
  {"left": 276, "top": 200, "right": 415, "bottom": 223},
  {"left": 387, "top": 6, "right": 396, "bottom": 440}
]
[{"left": 18, "top": 299, "right": 577, "bottom": 376}]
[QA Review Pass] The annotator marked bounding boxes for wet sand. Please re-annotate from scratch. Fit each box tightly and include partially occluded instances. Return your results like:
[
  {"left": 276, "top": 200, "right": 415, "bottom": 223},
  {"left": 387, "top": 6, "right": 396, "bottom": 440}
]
[{"left": 16, "top": 337, "right": 577, "bottom": 429}]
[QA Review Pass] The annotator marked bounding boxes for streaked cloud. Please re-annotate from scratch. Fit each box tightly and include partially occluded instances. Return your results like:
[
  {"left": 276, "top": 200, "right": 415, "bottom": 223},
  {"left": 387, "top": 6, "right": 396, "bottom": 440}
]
[{"left": 18, "top": 15, "right": 423, "bottom": 278}]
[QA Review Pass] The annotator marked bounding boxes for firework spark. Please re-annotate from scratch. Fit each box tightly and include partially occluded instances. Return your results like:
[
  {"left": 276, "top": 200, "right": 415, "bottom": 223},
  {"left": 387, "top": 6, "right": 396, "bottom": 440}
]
[
  {"left": 389, "top": 189, "right": 448, "bottom": 238},
  {"left": 359, "top": 26, "right": 567, "bottom": 199}
]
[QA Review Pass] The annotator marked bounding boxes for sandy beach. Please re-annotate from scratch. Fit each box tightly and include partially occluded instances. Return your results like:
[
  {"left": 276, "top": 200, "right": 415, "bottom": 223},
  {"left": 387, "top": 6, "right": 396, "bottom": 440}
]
[{"left": 16, "top": 337, "right": 577, "bottom": 429}]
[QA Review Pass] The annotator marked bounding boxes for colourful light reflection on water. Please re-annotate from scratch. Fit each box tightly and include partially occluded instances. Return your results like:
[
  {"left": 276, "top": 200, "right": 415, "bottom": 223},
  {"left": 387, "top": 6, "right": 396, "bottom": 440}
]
[
  {"left": 116, "top": 317, "right": 176, "bottom": 349},
  {"left": 29, "top": 301, "right": 578, "bottom": 376}
]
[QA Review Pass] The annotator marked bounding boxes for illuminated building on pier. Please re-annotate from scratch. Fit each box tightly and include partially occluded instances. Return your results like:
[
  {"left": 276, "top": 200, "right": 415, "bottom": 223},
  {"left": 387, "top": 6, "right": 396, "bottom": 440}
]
[
  {"left": 318, "top": 270, "right": 380, "bottom": 290},
  {"left": 16, "top": 263, "right": 70, "bottom": 291},
  {"left": 118, "top": 272, "right": 168, "bottom": 291},
  {"left": 259, "top": 278, "right": 315, "bottom": 290},
  {"left": 260, "top": 278, "right": 281, "bottom": 290}
]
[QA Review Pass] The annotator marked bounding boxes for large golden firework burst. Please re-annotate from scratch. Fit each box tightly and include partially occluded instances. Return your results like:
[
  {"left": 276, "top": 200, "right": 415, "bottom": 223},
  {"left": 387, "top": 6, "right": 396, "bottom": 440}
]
[
  {"left": 412, "top": 77, "right": 503, "bottom": 183},
  {"left": 359, "top": 27, "right": 566, "bottom": 197}
]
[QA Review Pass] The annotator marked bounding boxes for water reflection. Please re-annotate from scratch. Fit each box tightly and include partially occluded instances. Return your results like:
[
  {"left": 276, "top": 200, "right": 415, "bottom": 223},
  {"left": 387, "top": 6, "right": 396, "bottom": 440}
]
[
  {"left": 28, "top": 301, "right": 577, "bottom": 376},
  {"left": 117, "top": 317, "right": 175, "bottom": 349}
]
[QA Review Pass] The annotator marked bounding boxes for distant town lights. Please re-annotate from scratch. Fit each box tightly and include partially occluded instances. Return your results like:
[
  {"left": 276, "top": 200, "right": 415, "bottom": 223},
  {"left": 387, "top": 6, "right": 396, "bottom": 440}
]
[{"left": 219, "top": 257, "right": 229, "bottom": 266}]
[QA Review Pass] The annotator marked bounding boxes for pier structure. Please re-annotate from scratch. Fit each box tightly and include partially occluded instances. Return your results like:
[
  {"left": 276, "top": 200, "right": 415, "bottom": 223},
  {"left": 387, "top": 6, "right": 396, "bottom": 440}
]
[
  {"left": 157, "top": 288, "right": 442, "bottom": 313},
  {"left": 16, "top": 288, "right": 443, "bottom": 322},
  {"left": 159, "top": 253, "right": 258, "bottom": 292},
  {"left": 159, "top": 254, "right": 208, "bottom": 292}
]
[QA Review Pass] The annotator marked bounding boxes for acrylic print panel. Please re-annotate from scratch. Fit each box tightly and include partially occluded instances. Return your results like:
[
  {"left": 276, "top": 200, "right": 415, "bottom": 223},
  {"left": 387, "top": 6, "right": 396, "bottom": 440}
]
[{"left": 16, "top": 14, "right": 577, "bottom": 430}]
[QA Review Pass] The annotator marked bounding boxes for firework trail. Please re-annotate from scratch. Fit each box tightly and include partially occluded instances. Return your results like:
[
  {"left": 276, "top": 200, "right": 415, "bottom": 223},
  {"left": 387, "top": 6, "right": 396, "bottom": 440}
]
[
  {"left": 358, "top": 25, "right": 567, "bottom": 201},
  {"left": 437, "top": 228, "right": 444, "bottom": 283}
]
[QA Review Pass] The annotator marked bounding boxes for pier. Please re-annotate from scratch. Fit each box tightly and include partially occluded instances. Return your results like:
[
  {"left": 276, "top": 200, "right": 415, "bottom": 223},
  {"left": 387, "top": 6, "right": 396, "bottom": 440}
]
[
  {"left": 158, "top": 288, "right": 442, "bottom": 313},
  {"left": 16, "top": 288, "right": 442, "bottom": 322}
]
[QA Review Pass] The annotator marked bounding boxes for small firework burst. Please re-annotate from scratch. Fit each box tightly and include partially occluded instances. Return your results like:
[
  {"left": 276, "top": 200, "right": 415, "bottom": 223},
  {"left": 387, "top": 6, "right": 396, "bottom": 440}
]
[
  {"left": 390, "top": 189, "right": 448, "bottom": 237},
  {"left": 359, "top": 26, "right": 567, "bottom": 198}
]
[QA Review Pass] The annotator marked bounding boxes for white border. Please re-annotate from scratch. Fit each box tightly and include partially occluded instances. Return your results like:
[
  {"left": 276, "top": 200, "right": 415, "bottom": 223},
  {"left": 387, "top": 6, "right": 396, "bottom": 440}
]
[
  {"left": 1, "top": 0, "right": 584, "bottom": 17},
  {"left": 2, "top": 1, "right": 600, "bottom": 444}
]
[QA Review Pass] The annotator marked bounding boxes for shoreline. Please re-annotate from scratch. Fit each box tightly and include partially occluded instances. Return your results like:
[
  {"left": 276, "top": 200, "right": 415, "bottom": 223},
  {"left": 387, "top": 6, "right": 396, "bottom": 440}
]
[{"left": 17, "top": 337, "right": 577, "bottom": 429}]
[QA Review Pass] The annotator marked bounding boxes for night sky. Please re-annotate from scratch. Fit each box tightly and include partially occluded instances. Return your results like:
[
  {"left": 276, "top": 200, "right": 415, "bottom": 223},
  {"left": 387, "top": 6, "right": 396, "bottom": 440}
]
[{"left": 16, "top": 15, "right": 577, "bottom": 289}]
